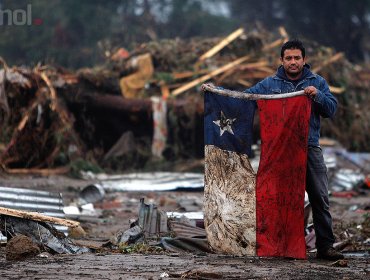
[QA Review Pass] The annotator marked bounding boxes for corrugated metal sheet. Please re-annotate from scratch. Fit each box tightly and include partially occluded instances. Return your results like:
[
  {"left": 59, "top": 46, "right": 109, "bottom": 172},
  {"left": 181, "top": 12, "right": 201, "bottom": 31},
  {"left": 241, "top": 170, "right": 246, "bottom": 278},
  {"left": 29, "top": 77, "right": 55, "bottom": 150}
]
[
  {"left": 168, "top": 221, "right": 206, "bottom": 238},
  {"left": 81, "top": 172, "right": 204, "bottom": 192},
  {"left": 0, "top": 186, "right": 68, "bottom": 242}
]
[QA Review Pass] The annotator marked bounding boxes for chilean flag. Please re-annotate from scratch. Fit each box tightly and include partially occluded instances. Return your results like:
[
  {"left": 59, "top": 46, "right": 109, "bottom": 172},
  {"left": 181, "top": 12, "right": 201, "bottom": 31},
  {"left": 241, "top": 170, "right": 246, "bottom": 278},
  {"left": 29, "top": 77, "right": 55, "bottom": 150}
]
[{"left": 204, "top": 90, "right": 311, "bottom": 259}]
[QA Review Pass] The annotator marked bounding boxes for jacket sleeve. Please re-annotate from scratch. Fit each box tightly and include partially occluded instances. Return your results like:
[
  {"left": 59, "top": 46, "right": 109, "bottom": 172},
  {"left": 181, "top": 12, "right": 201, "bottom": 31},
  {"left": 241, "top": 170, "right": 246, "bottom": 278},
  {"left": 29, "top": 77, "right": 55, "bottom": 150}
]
[{"left": 314, "top": 77, "right": 337, "bottom": 118}]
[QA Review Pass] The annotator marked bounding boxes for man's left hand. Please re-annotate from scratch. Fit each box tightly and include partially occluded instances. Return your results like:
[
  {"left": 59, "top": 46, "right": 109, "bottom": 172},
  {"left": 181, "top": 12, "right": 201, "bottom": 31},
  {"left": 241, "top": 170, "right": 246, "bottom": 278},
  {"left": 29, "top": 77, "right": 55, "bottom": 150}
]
[{"left": 304, "top": 86, "right": 317, "bottom": 98}]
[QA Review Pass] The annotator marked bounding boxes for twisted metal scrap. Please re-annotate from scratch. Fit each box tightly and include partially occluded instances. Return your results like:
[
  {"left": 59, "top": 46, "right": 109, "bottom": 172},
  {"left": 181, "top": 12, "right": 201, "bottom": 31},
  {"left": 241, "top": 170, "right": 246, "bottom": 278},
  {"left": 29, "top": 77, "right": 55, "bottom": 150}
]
[{"left": 201, "top": 83, "right": 305, "bottom": 100}]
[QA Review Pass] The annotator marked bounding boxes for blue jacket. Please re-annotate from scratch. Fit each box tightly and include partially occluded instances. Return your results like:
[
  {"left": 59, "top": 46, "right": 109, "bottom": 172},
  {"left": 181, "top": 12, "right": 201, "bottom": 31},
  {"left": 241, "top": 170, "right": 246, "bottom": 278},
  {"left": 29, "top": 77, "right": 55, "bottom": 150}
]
[{"left": 246, "top": 65, "right": 337, "bottom": 146}]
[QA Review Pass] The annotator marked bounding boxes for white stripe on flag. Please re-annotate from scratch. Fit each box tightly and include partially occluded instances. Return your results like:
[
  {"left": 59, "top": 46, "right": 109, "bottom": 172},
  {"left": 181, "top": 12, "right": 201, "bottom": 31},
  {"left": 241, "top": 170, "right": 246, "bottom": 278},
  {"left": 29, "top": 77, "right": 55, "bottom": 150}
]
[{"left": 204, "top": 145, "right": 256, "bottom": 256}]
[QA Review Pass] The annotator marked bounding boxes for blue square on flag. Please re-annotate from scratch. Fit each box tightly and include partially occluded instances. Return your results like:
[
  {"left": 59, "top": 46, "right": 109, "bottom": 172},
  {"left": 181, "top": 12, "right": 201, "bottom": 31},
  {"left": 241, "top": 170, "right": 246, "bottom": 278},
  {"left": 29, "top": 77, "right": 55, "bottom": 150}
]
[{"left": 204, "top": 91, "right": 256, "bottom": 157}]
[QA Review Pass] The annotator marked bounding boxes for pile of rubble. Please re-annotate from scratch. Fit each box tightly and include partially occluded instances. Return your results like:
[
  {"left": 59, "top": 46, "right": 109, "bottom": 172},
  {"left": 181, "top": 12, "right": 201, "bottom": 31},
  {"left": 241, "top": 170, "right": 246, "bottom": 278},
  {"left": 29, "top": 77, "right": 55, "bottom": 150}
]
[{"left": 0, "top": 27, "right": 369, "bottom": 173}]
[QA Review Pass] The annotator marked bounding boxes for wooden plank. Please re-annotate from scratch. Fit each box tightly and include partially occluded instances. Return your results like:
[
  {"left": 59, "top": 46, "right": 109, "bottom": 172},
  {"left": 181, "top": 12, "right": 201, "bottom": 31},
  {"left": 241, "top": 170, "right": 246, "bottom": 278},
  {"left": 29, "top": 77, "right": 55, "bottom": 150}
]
[
  {"left": 4, "top": 167, "right": 69, "bottom": 175},
  {"left": 199, "top": 28, "right": 244, "bottom": 61},
  {"left": 172, "top": 55, "right": 252, "bottom": 96},
  {"left": 237, "top": 79, "right": 252, "bottom": 87},
  {"left": 279, "top": 26, "right": 289, "bottom": 41},
  {"left": 171, "top": 38, "right": 284, "bottom": 96},
  {"left": 0, "top": 206, "right": 80, "bottom": 228},
  {"left": 172, "top": 69, "right": 208, "bottom": 80}
]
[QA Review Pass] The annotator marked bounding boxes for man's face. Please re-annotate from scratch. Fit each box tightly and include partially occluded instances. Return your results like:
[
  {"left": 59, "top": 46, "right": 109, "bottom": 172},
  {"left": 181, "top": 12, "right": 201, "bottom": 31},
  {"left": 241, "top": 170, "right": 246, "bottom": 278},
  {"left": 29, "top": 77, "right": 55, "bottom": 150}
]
[{"left": 280, "top": 48, "right": 306, "bottom": 79}]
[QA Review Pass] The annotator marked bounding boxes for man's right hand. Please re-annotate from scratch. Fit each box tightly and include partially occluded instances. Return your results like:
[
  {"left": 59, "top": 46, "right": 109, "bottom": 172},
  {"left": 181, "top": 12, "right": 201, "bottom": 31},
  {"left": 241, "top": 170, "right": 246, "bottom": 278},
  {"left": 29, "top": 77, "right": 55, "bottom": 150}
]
[{"left": 304, "top": 86, "right": 318, "bottom": 98}]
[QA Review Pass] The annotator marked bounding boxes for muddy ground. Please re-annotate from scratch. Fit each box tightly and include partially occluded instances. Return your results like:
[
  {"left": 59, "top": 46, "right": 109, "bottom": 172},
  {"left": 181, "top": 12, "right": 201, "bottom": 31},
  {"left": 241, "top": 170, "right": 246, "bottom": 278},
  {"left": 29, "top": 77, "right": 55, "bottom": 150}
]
[{"left": 0, "top": 174, "right": 369, "bottom": 280}]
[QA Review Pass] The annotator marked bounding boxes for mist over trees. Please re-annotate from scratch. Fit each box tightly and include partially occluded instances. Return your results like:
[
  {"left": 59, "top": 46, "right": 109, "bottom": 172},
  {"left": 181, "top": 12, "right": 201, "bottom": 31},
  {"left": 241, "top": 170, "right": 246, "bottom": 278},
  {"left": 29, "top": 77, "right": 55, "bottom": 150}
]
[
  {"left": 1, "top": 0, "right": 369, "bottom": 68},
  {"left": 229, "top": 0, "right": 370, "bottom": 62}
]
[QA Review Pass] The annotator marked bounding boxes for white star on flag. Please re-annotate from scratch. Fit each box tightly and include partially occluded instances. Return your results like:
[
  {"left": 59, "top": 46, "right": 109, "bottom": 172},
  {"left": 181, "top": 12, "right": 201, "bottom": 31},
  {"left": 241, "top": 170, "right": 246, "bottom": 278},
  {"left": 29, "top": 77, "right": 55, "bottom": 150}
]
[{"left": 213, "top": 111, "right": 236, "bottom": 136}]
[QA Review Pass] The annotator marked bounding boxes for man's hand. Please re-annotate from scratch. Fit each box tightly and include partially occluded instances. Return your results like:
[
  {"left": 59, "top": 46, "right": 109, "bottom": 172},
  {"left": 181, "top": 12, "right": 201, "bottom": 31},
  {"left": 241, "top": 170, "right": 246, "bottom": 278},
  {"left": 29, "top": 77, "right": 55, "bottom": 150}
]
[
  {"left": 304, "top": 86, "right": 317, "bottom": 98},
  {"left": 201, "top": 82, "right": 214, "bottom": 92}
]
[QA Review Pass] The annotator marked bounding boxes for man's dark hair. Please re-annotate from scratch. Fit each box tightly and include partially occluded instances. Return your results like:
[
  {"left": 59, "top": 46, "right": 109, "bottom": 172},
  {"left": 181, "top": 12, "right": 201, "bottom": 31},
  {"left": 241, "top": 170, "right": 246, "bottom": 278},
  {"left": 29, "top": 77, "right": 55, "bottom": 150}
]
[{"left": 280, "top": 39, "right": 305, "bottom": 58}]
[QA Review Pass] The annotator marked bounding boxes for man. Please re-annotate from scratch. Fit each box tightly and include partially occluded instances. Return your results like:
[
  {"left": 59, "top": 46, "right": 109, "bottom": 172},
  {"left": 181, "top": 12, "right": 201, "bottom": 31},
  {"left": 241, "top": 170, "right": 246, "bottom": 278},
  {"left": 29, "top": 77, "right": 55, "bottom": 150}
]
[{"left": 246, "top": 39, "right": 344, "bottom": 260}]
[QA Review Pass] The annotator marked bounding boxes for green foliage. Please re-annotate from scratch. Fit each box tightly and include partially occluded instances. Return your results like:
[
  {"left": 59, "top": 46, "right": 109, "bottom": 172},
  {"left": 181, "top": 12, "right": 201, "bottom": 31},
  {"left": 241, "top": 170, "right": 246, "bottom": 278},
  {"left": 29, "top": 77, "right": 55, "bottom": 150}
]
[{"left": 154, "top": 72, "right": 174, "bottom": 83}]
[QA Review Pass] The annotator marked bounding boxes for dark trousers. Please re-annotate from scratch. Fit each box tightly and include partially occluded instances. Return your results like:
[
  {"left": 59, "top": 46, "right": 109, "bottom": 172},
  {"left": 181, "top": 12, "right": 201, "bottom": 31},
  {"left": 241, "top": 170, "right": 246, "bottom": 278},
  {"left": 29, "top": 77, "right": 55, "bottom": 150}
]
[{"left": 306, "top": 146, "right": 335, "bottom": 251}]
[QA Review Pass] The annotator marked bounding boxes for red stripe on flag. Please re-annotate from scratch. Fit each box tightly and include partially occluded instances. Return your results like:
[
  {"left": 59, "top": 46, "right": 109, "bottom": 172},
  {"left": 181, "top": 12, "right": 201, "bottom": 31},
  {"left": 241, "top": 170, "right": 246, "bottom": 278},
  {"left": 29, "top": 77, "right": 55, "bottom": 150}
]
[{"left": 256, "top": 96, "right": 311, "bottom": 259}]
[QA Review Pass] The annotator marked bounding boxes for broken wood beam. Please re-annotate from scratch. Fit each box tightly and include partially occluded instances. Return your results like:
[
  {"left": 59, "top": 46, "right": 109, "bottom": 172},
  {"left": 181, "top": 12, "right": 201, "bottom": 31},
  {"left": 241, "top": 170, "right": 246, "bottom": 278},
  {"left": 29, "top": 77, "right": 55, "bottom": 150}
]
[
  {"left": 0, "top": 206, "right": 80, "bottom": 228},
  {"left": 40, "top": 72, "right": 58, "bottom": 111},
  {"left": 4, "top": 167, "right": 69, "bottom": 176},
  {"left": 237, "top": 79, "right": 252, "bottom": 87},
  {"left": 172, "top": 69, "right": 209, "bottom": 80},
  {"left": 172, "top": 38, "right": 285, "bottom": 96},
  {"left": 172, "top": 55, "right": 252, "bottom": 96},
  {"left": 199, "top": 28, "right": 245, "bottom": 61},
  {"left": 279, "top": 26, "right": 289, "bottom": 41}
]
